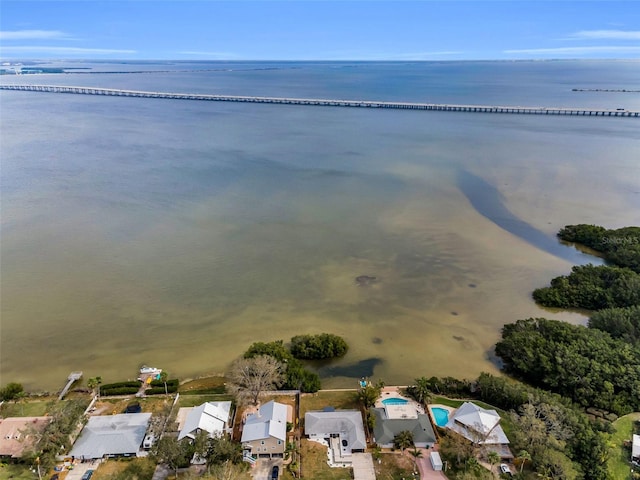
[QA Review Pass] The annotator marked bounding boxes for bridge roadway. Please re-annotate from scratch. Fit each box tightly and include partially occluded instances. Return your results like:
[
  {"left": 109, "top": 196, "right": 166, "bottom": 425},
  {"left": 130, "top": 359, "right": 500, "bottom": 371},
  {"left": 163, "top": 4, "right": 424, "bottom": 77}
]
[{"left": 1, "top": 84, "right": 638, "bottom": 117}]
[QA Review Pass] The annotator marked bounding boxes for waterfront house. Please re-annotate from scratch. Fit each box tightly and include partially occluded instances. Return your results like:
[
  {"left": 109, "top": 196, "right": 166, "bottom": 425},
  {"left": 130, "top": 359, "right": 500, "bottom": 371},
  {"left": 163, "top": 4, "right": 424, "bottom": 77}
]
[
  {"left": 305, "top": 410, "right": 366, "bottom": 464},
  {"left": 178, "top": 401, "right": 232, "bottom": 441},
  {"left": 444, "top": 402, "right": 512, "bottom": 459},
  {"left": 241, "top": 401, "right": 287, "bottom": 459},
  {"left": 70, "top": 413, "right": 151, "bottom": 459},
  {"left": 371, "top": 402, "right": 436, "bottom": 449}
]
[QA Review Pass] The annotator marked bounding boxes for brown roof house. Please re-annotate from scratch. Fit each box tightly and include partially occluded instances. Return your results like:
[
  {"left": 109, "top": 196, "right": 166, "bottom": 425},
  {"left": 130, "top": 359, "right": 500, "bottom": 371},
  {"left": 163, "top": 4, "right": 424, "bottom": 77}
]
[{"left": 0, "top": 417, "right": 51, "bottom": 460}]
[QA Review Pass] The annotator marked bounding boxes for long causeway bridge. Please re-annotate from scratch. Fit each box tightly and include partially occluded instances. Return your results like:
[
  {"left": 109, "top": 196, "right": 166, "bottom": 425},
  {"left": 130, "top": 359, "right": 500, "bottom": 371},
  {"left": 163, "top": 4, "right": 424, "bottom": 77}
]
[{"left": 1, "top": 84, "right": 638, "bottom": 117}]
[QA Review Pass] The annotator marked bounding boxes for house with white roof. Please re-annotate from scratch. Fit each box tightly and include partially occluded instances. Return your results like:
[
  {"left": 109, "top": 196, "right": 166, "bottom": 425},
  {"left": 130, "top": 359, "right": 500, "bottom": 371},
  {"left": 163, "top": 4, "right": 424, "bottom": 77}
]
[
  {"left": 445, "top": 402, "right": 512, "bottom": 459},
  {"left": 305, "top": 410, "right": 366, "bottom": 463},
  {"left": 70, "top": 413, "right": 151, "bottom": 459},
  {"left": 632, "top": 434, "right": 640, "bottom": 464},
  {"left": 178, "top": 401, "right": 232, "bottom": 441},
  {"left": 241, "top": 401, "right": 287, "bottom": 459}
]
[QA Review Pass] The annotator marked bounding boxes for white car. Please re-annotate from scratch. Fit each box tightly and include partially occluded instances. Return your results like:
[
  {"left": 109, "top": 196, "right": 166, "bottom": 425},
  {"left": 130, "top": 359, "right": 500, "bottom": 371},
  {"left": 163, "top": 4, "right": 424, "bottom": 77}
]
[{"left": 499, "top": 464, "right": 512, "bottom": 475}]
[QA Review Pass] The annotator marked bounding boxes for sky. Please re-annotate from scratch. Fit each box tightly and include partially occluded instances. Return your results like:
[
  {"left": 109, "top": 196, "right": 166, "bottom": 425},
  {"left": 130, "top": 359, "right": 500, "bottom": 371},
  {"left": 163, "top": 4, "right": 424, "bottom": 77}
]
[{"left": 0, "top": 1, "right": 639, "bottom": 61}]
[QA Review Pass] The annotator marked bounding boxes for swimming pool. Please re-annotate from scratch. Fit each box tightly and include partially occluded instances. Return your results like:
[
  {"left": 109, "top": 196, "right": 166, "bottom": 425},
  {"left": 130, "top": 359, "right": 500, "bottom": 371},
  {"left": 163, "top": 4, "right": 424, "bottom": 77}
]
[
  {"left": 382, "top": 397, "right": 409, "bottom": 406},
  {"left": 431, "top": 407, "right": 450, "bottom": 427}
]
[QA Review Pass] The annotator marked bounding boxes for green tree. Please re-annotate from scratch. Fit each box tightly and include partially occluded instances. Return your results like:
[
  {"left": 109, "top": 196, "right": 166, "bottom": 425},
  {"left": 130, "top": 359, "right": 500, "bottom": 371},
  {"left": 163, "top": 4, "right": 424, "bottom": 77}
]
[
  {"left": 86, "top": 376, "right": 102, "bottom": 399},
  {"left": 31, "top": 400, "right": 86, "bottom": 472},
  {"left": 408, "top": 447, "right": 423, "bottom": 474},
  {"left": 357, "top": 381, "right": 383, "bottom": 409},
  {"left": 15, "top": 390, "right": 28, "bottom": 416},
  {"left": 290, "top": 333, "right": 349, "bottom": 359},
  {"left": 206, "top": 436, "right": 243, "bottom": 465},
  {"left": 244, "top": 340, "right": 321, "bottom": 393},
  {"left": 151, "top": 436, "right": 191, "bottom": 478},
  {"left": 515, "top": 449, "right": 531, "bottom": 474},
  {"left": 487, "top": 450, "right": 500, "bottom": 475},
  {"left": 406, "top": 376, "right": 432, "bottom": 405},
  {"left": 393, "top": 430, "right": 414, "bottom": 451},
  {"left": 0, "top": 382, "right": 24, "bottom": 401}
]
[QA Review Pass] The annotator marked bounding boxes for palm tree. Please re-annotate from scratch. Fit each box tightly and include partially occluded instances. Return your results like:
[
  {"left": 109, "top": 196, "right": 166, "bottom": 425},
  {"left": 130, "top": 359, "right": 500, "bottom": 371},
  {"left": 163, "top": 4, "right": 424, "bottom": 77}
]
[
  {"left": 408, "top": 377, "right": 432, "bottom": 405},
  {"left": 516, "top": 449, "right": 531, "bottom": 473},
  {"left": 393, "top": 430, "right": 414, "bottom": 452},
  {"left": 487, "top": 450, "right": 500, "bottom": 475},
  {"left": 87, "top": 376, "right": 102, "bottom": 399},
  {"left": 408, "top": 447, "right": 423, "bottom": 474},
  {"left": 15, "top": 391, "right": 27, "bottom": 416},
  {"left": 465, "top": 456, "right": 481, "bottom": 474}
]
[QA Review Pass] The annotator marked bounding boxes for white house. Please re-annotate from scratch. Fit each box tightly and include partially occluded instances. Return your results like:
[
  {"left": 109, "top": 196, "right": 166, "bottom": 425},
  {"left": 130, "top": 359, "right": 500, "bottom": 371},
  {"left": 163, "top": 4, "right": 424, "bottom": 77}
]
[
  {"left": 178, "top": 401, "right": 232, "bottom": 441},
  {"left": 305, "top": 410, "right": 366, "bottom": 463},
  {"left": 445, "top": 402, "right": 512, "bottom": 459}
]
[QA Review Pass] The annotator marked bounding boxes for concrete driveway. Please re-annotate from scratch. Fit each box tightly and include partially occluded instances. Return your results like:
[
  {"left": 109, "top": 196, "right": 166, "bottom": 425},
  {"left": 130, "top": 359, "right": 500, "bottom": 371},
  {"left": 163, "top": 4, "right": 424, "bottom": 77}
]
[
  {"left": 63, "top": 460, "right": 100, "bottom": 480},
  {"left": 413, "top": 448, "right": 447, "bottom": 480},
  {"left": 250, "top": 458, "right": 283, "bottom": 480}
]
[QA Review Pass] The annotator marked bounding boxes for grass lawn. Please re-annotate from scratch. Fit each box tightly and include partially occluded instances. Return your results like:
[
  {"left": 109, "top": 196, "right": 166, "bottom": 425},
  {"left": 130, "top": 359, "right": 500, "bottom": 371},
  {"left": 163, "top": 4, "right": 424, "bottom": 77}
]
[
  {"left": 177, "top": 393, "right": 233, "bottom": 408},
  {"left": 0, "top": 399, "right": 54, "bottom": 418},
  {"left": 431, "top": 396, "right": 464, "bottom": 409},
  {"left": 374, "top": 452, "right": 417, "bottom": 480},
  {"left": 91, "top": 457, "right": 155, "bottom": 480},
  {"left": 0, "top": 463, "right": 37, "bottom": 480},
  {"left": 300, "top": 390, "right": 359, "bottom": 417},
  {"left": 179, "top": 376, "right": 227, "bottom": 395},
  {"left": 299, "top": 439, "right": 352, "bottom": 480},
  {"left": 608, "top": 412, "right": 640, "bottom": 480}
]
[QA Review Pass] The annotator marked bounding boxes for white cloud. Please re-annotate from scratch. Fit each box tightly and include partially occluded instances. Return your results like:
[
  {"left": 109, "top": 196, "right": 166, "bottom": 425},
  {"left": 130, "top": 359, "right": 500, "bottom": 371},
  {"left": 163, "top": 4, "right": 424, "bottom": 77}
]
[
  {"left": 570, "top": 30, "right": 640, "bottom": 40},
  {"left": 504, "top": 46, "right": 640, "bottom": 55},
  {"left": 0, "top": 30, "right": 70, "bottom": 40},
  {"left": 0, "top": 46, "right": 136, "bottom": 55}
]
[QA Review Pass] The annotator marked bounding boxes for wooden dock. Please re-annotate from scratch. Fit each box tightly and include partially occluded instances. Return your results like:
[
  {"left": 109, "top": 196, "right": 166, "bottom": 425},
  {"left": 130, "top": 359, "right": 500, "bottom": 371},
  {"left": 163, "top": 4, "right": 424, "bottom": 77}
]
[
  {"left": 59, "top": 371, "right": 83, "bottom": 401},
  {"left": 1, "top": 84, "right": 638, "bottom": 117}
]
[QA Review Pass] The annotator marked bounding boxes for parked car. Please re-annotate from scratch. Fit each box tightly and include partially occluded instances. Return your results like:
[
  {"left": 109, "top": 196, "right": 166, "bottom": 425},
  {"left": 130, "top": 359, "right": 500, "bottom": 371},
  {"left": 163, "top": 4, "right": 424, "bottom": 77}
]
[
  {"left": 271, "top": 465, "right": 279, "bottom": 479},
  {"left": 143, "top": 434, "right": 155, "bottom": 449},
  {"left": 81, "top": 470, "right": 94, "bottom": 480},
  {"left": 499, "top": 463, "right": 512, "bottom": 476}
]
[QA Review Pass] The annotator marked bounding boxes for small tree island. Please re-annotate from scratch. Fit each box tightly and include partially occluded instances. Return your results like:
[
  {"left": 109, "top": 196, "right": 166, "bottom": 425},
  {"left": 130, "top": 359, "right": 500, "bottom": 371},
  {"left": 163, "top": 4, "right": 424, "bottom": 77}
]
[{"left": 290, "top": 333, "right": 349, "bottom": 360}]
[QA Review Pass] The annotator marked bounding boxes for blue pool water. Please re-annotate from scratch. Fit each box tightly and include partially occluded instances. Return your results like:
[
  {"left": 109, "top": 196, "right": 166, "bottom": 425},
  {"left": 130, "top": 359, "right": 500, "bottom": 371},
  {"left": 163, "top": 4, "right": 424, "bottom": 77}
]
[
  {"left": 382, "top": 397, "right": 409, "bottom": 406},
  {"left": 431, "top": 407, "right": 449, "bottom": 426}
]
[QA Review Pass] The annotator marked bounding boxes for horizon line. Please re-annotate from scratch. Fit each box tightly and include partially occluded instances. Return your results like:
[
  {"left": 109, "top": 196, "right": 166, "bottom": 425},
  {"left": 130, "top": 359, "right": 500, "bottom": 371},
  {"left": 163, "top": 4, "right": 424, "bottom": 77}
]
[{"left": 2, "top": 57, "right": 639, "bottom": 63}]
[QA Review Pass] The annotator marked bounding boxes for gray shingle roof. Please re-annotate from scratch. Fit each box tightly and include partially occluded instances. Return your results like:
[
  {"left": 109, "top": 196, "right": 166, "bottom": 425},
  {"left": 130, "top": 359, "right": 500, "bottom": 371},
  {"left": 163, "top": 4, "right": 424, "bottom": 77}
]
[
  {"left": 371, "top": 408, "right": 436, "bottom": 446},
  {"left": 304, "top": 410, "right": 366, "bottom": 450}
]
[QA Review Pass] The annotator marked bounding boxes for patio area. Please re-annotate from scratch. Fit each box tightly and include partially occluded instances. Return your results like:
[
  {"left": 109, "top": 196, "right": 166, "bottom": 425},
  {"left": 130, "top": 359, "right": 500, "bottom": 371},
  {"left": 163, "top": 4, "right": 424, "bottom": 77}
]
[{"left": 375, "top": 387, "right": 425, "bottom": 419}]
